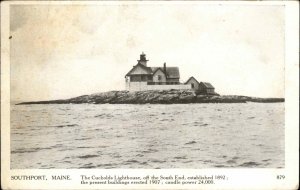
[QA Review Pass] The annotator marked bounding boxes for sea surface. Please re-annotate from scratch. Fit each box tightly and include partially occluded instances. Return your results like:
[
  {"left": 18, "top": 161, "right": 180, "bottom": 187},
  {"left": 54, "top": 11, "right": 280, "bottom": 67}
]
[{"left": 11, "top": 103, "right": 284, "bottom": 169}]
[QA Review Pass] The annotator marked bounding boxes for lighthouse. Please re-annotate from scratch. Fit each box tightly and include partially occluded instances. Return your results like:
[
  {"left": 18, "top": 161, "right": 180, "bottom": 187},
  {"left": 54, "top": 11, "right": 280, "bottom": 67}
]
[{"left": 137, "top": 52, "right": 148, "bottom": 67}]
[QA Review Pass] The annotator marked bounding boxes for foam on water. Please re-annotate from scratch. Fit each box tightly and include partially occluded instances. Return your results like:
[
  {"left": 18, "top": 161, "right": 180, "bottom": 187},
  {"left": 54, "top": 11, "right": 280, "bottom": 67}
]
[{"left": 11, "top": 103, "right": 284, "bottom": 169}]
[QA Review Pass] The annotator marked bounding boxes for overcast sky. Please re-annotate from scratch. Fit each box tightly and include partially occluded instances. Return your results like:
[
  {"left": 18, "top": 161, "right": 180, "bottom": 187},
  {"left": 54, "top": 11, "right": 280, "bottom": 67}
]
[{"left": 10, "top": 3, "right": 285, "bottom": 101}]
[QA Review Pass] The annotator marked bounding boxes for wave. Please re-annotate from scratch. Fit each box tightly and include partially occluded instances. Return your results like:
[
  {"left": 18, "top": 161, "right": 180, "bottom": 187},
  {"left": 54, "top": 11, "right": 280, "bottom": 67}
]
[
  {"left": 150, "top": 159, "right": 166, "bottom": 163},
  {"left": 96, "top": 163, "right": 114, "bottom": 168},
  {"left": 94, "top": 114, "right": 113, "bottom": 118},
  {"left": 262, "top": 159, "right": 271, "bottom": 162},
  {"left": 79, "top": 165, "right": 97, "bottom": 169},
  {"left": 124, "top": 159, "right": 139, "bottom": 165},
  {"left": 238, "top": 161, "right": 261, "bottom": 167},
  {"left": 79, "top": 163, "right": 96, "bottom": 169},
  {"left": 140, "top": 148, "right": 158, "bottom": 154},
  {"left": 52, "top": 124, "right": 78, "bottom": 128},
  {"left": 74, "top": 137, "right": 92, "bottom": 141},
  {"left": 58, "top": 148, "right": 74, "bottom": 152},
  {"left": 174, "top": 156, "right": 187, "bottom": 160},
  {"left": 214, "top": 164, "right": 227, "bottom": 168},
  {"left": 185, "top": 141, "right": 197, "bottom": 145},
  {"left": 77, "top": 154, "right": 99, "bottom": 159},
  {"left": 28, "top": 124, "right": 78, "bottom": 128},
  {"left": 226, "top": 159, "right": 237, "bottom": 164},
  {"left": 200, "top": 123, "right": 209, "bottom": 126},
  {"left": 12, "top": 147, "right": 52, "bottom": 154},
  {"left": 76, "top": 146, "right": 93, "bottom": 149}
]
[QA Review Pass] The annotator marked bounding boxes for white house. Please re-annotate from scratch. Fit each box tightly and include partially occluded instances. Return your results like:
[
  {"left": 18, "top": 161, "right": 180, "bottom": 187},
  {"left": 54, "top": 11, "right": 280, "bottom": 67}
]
[
  {"left": 125, "top": 52, "right": 190, "bottom": 91},
  {"left": 125, "top": 52, "right": 216, "bottom": 93}
]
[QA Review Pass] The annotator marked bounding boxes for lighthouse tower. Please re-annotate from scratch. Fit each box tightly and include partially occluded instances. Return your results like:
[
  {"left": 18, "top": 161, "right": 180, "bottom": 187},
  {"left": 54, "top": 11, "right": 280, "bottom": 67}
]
[{"left": 137, "top": 52, "right": 149, "bottom": 66}]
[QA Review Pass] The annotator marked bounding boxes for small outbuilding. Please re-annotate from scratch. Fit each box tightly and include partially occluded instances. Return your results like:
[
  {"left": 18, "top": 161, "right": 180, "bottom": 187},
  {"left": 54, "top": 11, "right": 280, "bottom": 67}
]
[
  {"left": 198, "top": 82, "right": 215, "bottom": 94},
  {"left": 184, "top": 76, "right": 200, "bottom": 90},
  {"left": 185, "top": 77, "right": 216, "bottom": 95}
]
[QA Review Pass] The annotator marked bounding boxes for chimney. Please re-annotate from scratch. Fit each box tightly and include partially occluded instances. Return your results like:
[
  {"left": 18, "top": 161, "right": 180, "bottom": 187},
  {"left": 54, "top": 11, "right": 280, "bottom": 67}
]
[{"left": 163, "top": 62, "right": 167, "bottom": 76}]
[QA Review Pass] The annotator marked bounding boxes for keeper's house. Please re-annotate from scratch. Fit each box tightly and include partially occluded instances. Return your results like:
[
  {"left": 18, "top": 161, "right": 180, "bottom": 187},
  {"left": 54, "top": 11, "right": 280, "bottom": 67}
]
[{"left": 125, "top": 52, "right": 216, "bottom": 94}]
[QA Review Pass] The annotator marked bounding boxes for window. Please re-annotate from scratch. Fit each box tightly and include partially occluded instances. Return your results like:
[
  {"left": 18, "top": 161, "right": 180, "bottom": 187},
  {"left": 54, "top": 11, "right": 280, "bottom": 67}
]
[
  {"left": 158, "top": 75, "right": 161, "bottom": 80},
  {"left": 191, "top": 83, "right": 194, "bottom": 88}
]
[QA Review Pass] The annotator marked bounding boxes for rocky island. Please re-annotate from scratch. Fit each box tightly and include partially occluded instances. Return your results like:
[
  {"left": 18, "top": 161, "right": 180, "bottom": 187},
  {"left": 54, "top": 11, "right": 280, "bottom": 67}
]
[
  {"left": 17, "top": 53, "right": 284, "bottom": 105},
  {"left": 17, "top": 89, "right": 284, "bottom": 105}
]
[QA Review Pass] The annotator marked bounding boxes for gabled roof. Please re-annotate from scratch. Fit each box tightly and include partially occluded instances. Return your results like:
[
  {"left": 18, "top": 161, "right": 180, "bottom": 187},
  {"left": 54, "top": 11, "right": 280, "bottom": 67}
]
[
  {"left": 125, "top": 63, "right": 152, "bottom": 76},
  {"left": 185, "top": 76, "right": 199, "bottom": 84},
  {"left": 125, "top": 62, "right": 180, "bottom": 79},
  {"left": 152, "top": 67, "right": 165, "bottom": 76},
  {"left": 150, "top": 67, "right": 180, "bottom": 79},
  {"left": 200, "top": 82, "right": 214, "bottom": 89}
]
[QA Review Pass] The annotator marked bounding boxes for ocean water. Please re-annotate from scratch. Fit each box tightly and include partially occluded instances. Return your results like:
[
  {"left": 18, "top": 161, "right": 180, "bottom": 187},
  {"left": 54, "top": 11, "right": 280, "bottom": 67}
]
[{"left": 11, "top": 103, "right": 284, "bottom": 169}]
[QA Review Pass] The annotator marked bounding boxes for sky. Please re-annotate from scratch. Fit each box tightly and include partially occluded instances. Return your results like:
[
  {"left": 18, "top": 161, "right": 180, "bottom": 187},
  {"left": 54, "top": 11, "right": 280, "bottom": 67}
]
[{"left": 10, "top": 3, "right": 285, "bottom": 101}]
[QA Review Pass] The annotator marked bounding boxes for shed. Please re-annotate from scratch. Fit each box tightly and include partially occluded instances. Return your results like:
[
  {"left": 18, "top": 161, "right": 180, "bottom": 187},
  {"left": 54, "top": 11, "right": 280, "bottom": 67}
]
[
  {"left": 199, "top": 82, "right": 215, "bottom": 94},
  {"left": 185, "top": 76, "right": 200, "bottom": 90}
]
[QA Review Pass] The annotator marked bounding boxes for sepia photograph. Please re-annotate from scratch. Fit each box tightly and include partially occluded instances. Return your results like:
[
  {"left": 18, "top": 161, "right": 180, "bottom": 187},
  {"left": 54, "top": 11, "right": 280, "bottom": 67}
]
[{"left": 1, "top": 1, "right": 299, "bottom": 189}]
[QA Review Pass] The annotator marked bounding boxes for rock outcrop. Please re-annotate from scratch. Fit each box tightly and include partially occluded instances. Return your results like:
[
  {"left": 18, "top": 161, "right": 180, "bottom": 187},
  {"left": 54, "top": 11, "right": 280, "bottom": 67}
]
[{"left": 17, "top": 89, "right": 284, "bottom": 105}]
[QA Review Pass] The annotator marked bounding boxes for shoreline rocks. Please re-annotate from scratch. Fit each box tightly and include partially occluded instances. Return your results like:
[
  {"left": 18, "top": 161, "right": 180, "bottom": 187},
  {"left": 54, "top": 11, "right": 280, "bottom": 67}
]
[{"left": 17, "top": 90, "right": 285, "bottom": 105}]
